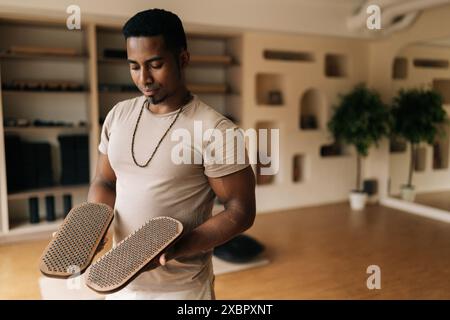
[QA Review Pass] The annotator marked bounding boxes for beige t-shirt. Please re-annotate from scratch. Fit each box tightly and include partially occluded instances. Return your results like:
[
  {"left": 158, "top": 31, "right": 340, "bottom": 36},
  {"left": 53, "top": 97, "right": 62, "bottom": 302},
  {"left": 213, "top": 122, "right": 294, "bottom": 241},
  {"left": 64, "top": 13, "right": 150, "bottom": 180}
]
[{"left": 98, "top": 94, "right": 249, "bottom": 292}]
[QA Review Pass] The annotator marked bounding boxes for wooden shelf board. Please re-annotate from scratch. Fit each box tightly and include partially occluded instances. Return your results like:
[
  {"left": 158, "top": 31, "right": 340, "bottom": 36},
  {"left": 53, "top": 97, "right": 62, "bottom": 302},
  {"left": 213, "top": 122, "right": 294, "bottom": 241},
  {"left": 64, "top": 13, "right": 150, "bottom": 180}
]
[
  {"left": 2, "top": 89, "right": 89, "bottom": 95},
  {"left": 98, "top": 54, "right": 234, "bottom": 66},
  {"left": 7, "top": 218, "right": 63, "bottom": 236},
  {"left": 4, "top": 126, "right": 89, "bottom": 134},
  {"left": 0, "top": 53, "right": 87, "bottom": 62},
  {"left": 190, "top": 55, "right": 233, "bottom": 65},
  {"left": 8, "top": 184, "right": 89, "bottom": 201}
]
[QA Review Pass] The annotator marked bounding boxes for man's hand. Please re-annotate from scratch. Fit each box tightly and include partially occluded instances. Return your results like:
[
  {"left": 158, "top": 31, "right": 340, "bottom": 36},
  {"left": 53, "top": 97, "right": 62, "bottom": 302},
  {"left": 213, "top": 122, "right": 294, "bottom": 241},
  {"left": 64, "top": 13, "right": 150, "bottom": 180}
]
[
  {"left": 153, "top": 166, "right": 256, "bottom": 262},
  {"left": 141, "top": 244, "right": 178, "bottom": 272}
]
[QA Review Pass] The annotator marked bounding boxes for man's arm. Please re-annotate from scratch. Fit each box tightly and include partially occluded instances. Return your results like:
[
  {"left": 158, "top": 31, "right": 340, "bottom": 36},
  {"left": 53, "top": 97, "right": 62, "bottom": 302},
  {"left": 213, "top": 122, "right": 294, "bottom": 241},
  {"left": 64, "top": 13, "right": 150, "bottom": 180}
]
[
  {"left": 160, "top": 165, "right": 256, "bottom": 265},
  {"left": 87, "top": 153, "right": 117, "bottom": 209}
]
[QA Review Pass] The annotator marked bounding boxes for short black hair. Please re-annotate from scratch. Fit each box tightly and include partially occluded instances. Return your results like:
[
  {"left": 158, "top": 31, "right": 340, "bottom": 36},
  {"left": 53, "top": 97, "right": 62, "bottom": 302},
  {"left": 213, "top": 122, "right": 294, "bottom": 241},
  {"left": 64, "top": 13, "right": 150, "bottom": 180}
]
[{"left": 122, "top": 8, "right": 187, "bottom": 55}]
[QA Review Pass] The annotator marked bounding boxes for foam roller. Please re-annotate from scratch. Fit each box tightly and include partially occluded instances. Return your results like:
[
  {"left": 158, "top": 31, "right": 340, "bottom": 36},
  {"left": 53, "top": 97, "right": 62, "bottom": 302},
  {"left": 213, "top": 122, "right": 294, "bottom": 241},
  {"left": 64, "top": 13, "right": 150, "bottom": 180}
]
[
  {"left": 39, "top": 202, "right": 114, "bottom": 278},
  {"left": 85, "top": 216, "right": 183, "bottom": 294}
]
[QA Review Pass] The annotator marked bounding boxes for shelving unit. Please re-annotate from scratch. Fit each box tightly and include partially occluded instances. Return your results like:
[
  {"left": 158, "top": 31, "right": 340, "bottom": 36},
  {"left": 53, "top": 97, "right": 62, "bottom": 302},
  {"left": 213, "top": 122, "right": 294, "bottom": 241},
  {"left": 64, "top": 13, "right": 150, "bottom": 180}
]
[
  {"left": 242, "top": 32, "right": 367, "bottom": 211},
  {"left": 299, "top": 88, "right": 326, "bottom": 130},
  {"left": 181, "top": 33, "right": 241, "bottom": 119},
  {"left": 255, "top": 73, "right": 285, "bottom": 106},
  {"left": 0, "top": 17, "right": 93, "bottom": 242}
]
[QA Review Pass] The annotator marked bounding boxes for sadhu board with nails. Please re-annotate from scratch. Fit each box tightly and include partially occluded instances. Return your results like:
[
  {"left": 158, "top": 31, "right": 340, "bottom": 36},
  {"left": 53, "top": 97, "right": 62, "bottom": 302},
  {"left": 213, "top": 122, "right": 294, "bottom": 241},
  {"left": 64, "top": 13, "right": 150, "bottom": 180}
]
[
  {"left": 85, "top": 216, "right": 183, "bottom": 294},
  {"left": 39, "top": 202, "right": 114, "bottom": 278}
]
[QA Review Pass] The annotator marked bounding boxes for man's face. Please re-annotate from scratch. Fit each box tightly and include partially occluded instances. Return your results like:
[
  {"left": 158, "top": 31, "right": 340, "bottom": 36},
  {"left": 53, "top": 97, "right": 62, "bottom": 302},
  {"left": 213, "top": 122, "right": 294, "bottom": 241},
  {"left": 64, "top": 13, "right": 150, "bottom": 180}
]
[{"left": 126, "top": 35, "right": 187, "bottom": 104}]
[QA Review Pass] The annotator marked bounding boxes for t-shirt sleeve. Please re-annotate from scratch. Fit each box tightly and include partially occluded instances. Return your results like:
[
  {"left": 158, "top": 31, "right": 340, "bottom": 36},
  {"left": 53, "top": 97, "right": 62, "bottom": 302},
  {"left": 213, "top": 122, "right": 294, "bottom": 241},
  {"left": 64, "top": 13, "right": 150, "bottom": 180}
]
[
  {"left": 98, "top": 106, "right": 116, "bottom": 155},
  {"left": 203, "top": 118, "right": 250, "bottom": 178}
]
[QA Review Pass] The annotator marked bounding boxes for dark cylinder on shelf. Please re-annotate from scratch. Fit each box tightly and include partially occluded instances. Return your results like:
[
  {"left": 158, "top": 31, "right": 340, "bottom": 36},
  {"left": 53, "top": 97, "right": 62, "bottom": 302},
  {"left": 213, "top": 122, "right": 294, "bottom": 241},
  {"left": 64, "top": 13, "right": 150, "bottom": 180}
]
[
  {"left": 45, "top": 195, "right": 56, "bottom": 221},
  {"left": 28, "top": 197, "right": 40, "bottom": 224},
  {"left": 63, "top": 194, "right": 72, "bottom": 217}
]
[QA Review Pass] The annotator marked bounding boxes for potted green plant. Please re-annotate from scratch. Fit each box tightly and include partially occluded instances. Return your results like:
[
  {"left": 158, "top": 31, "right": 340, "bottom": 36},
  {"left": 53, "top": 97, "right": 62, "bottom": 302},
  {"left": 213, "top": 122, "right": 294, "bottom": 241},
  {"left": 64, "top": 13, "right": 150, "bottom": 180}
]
[
  {"left": 328, "top": 84, "right": 390, "bottom": 210},
  {"left": 391, "top": 88, "right": 447, "bottom": 201}
]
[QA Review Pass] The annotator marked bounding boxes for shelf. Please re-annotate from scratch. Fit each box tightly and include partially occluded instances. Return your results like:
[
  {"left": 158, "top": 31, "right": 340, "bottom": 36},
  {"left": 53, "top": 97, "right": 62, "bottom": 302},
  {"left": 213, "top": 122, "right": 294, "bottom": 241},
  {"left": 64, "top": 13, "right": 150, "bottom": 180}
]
[
  {"left": 389, "top": 137, "right": 407, "bottom": 153},
  {"left": 2, "top": 89, "right": 88, "bottom": 95},
  {"left": 413, "top": 58, "right": 448, "bottom": 69},
  {"left": 97, "top": 57, "right": 127, "bottom": 64},
  {"left": 0, "top": 52, "right": 88, "bottom": 62},
  {"left": 98, "top": 83, "right": 229, "bottom": 95},
  {"left": 300, "top": 88, "right": 326, "bottom": 130},
  {"left": 325, "top": 53, "right": 348, "bottom": 78},
  {"left": 433, "top": 79, "right": 450, "bottom": 104},
  {"left": 98, "top": 90, "right": 142, "bottom": 95},
  {"left": 98, "top": 84, "right": 139, "bottom": 93},
  {"left": 292, "top": 154, "right": 305, "bottom": 183},
  {"left": 256, "top": 73, "right": 285, "bottom": 106},
  {"left": 392, "top": 57, "right": 408, "bottom": 80},
  {"left": 4, "top": 126, "right": 89, "bottom": 135},
  {"left": 414, "top": 146, "right": 427, "bottom": 172},
  {"left": 8, "top": 218, "right": 63, "bottom": 236},
  {"left": 319, "top": 142, "right": 351, "bottom": 158},
  {"left": 98, "top": 54, "right": 234, "bottom": 66},
  {"left": 8, "top": 184, "right": 89, "bottom": 201},
  {"left": 264, "top": 49, "right": 314, "bottom": 63}
]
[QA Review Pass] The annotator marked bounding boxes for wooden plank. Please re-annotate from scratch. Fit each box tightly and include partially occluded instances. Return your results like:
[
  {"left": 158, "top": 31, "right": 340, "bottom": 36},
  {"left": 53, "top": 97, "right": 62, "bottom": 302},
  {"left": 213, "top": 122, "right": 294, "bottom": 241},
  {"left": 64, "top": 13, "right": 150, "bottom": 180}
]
[
  {"left": 87, "top": 23, "right": 100, "bottom": 181},
  {"left": 4, "top": 126, "right": 89, "bottom": 135},
  {"left": 8, "top": 184, "right": 89, "bottom": 201},
  {"left": 0, "top": 53, "right": 87, "bottom": 61},
  {"left": 98, "top": 55, "right": 233, "bottom": 66},
  {"left": 190, "top": 55, "right": 233, "bottom": 65},
  {"left": 7, "top": 45, "right": 79, "bottom": 56},
  {"left": 0, "top": 67, "right": 10, "bottom": 234}
]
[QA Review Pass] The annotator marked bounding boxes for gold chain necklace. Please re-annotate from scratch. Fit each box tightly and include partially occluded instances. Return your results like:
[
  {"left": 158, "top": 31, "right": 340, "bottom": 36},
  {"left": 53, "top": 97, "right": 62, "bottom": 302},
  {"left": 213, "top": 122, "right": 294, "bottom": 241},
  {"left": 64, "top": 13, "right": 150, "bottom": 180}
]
[{"left": 131, "top": 92, "right": 192, "bottom": 168}]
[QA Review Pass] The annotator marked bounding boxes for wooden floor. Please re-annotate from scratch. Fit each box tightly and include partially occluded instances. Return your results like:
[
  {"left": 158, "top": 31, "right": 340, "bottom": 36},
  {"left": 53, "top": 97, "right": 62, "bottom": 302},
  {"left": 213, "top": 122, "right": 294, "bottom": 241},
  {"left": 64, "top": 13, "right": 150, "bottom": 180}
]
[
  {"left": 415, "top": 190, "right": 450, "bottom": 212},
  {"left": 1, "top": 202, "right": 450, "bottom": 299}
]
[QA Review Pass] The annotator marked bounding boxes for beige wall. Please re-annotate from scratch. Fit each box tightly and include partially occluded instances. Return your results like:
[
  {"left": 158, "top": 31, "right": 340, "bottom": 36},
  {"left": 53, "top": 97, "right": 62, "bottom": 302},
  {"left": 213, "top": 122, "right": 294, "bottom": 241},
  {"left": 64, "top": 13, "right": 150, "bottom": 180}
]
[
  {"left": 0, "top": 0, "right": 360, "bottom": 38},
  {"left": 240, "top": 32, "right": 370, "bottom": 212}
]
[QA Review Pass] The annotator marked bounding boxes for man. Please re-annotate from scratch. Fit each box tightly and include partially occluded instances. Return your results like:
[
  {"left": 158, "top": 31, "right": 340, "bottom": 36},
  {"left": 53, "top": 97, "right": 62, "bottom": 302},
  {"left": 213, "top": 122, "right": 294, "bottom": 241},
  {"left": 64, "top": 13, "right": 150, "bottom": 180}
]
[{"left": 87, "top": 8, "right": 256, "bottom": 299}]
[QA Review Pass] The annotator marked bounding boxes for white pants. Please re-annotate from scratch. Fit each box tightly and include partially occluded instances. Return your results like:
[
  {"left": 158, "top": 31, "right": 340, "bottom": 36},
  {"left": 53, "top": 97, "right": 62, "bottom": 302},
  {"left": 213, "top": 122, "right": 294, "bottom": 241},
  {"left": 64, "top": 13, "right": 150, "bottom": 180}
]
[{"left": 105, "top": 277, "right": 215, "bottom": 300}]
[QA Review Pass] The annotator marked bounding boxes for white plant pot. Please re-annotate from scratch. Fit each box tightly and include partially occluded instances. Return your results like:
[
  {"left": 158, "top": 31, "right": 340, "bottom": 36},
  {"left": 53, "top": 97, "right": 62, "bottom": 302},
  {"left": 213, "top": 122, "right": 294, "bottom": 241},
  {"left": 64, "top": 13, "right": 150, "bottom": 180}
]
[
  {"left": 349, "top": 191, "right": 368, "bottom": 211},
  {"left": 401, "top": 185, "right": 416, "bottom": 202}
]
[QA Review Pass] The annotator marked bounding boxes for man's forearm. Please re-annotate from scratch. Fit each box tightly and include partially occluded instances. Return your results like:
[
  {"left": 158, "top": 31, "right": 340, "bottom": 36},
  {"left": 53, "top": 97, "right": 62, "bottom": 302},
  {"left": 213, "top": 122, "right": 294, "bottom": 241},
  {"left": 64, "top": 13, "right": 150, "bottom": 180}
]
[
  {"left": 87, "top": 179, "right": 116, "bottom": 209},
  {"left": 171, "top": 207, "right": 255, "bottom": 260}
]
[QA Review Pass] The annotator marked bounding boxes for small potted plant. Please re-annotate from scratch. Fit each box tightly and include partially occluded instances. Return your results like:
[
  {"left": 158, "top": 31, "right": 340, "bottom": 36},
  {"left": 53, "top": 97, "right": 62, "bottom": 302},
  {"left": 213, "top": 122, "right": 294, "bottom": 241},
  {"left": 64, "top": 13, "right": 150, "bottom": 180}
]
[
  {"left": 390, "top": 88, "right": 447, "bottom": 201},
  {"left": 328, "top": 84, "right": 390, "bottom": 210}
]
